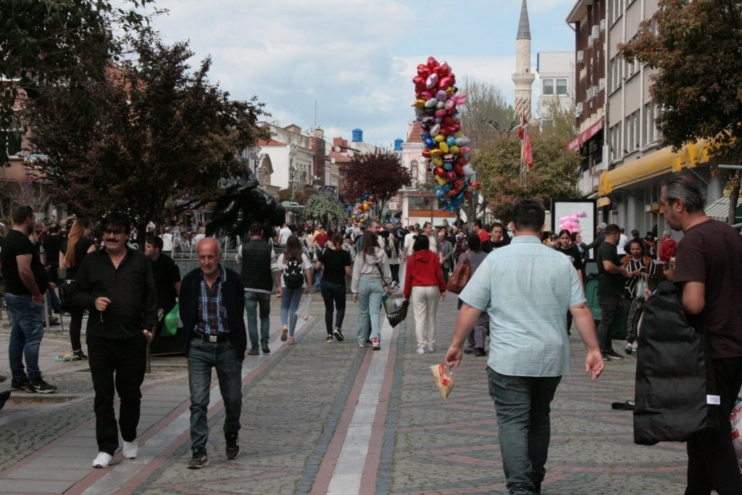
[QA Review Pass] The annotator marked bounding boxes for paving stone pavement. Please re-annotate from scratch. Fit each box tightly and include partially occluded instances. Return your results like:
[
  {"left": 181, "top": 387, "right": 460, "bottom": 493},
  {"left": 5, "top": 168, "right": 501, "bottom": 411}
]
[{"left": 0, "top": 294, "right": 689, "bottom": 494}]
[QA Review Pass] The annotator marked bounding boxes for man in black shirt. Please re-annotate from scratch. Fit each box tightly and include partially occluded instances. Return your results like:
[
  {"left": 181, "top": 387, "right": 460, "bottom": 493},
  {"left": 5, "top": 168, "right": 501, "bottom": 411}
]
[
  {"left": 72, "top": 212, "right": 158, "bottom": 468},
  {"left": 41, "top": 223, "right": 63, "bottom": 324},
  {"left": 595, "top": 224, "right": 628, "bottom": 361},
  {"left": 0, "top": 206, "right": 56, "bottom": 393},
  {"left": 145, "top": 235, "right": 181, "bottom": 341}
]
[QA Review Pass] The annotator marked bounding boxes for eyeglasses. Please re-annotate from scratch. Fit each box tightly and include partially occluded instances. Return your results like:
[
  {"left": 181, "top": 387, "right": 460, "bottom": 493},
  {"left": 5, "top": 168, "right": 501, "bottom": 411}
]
[{"left": 103, "top": 229, "right": 125, "bottom": 236}]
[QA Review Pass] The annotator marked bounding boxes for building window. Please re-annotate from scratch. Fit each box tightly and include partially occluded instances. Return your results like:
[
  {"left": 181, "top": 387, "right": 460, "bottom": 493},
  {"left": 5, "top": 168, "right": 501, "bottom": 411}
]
[
  {"left": 556, "top": 79, "right": 568, "bottom": 95},
  {"left": 543, "top": 79, "right": 554, "bottom": 95}
]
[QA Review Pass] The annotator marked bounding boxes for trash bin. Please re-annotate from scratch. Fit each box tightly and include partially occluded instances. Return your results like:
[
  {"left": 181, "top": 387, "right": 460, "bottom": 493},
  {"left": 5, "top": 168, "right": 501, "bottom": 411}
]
[{"left": 584, "top": 273, "right": 627, "bottom": 340}]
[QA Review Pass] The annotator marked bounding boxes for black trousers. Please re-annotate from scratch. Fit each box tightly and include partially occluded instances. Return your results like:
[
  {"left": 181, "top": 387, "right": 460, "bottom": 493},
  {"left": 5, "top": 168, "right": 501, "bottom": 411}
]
[
  {"left": 87, "top": 334, "right": 147, "bottom": 455},
  {"left": 685, "top": 356, "right": 742, "bottom": 495}
]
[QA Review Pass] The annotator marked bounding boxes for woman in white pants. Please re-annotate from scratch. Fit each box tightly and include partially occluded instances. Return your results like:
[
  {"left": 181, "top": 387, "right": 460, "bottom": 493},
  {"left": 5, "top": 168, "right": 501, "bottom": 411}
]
[{"left": 403, "top": 235, "right": 446, "bottom": 354}]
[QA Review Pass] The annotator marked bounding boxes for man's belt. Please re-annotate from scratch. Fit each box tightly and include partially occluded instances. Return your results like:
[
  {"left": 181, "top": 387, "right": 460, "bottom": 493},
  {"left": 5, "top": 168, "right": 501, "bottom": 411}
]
[{"left": 193, "top": 331, "right": 230, "bottom": 343}]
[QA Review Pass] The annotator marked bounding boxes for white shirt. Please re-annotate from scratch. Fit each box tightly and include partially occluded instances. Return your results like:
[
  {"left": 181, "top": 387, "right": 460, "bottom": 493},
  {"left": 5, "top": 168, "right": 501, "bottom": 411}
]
[
  {"left": 403, "top": 233, "right": 416, "bottom": 258},
  {"left": 278, "top": 227, "right": 292, "bottom": 245},
  {"left": 277, "top": 253, "right": 312, "bottom": 288},
  {"left": 617, "top": 233, "right": 629, "bottom": 256},
  {"left": 161, "top": 233, "right": 173, "bottom": 251}
]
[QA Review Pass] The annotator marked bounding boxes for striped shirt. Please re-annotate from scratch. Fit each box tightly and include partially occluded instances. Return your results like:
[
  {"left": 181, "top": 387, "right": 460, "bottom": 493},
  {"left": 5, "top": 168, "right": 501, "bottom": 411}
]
[{"left": 197, "top": 265, "right": 229, "bottom": 335}]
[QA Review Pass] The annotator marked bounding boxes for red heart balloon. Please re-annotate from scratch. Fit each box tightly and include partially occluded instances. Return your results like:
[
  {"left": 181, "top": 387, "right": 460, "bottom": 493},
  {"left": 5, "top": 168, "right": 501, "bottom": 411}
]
[{"left": 427, "top": 56, "right": 439, "bottom": 69}]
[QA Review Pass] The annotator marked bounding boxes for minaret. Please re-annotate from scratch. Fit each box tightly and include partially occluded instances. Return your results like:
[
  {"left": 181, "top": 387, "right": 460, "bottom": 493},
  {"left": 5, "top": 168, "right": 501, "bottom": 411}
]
[{"left": 512, "top": 0, "right": 534, "bottom": 121}]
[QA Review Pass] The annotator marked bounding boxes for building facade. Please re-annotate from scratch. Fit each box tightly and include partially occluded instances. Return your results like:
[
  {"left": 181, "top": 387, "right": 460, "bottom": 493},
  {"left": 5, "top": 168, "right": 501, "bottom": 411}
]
[{"left": 535, "top": 51, "right": 575, "bottom": 128}]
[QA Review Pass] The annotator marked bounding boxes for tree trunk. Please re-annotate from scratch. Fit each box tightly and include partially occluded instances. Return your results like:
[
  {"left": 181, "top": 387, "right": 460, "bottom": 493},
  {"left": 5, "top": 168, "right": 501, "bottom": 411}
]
[{"left": 728, "top": 171, "right": 740, "bottom": 225}]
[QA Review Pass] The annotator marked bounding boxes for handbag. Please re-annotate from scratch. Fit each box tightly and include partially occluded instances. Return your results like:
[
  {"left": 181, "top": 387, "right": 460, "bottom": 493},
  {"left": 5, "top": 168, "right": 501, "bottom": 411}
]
[
  {"left": 446, "top": 258, "right": 471, "bottom": 294},
  {"left": 59, "top": 279, "right": 77, "bottom": 313},
  {"left": 384, "top": 299, "right": 409, "bottom": 328}
]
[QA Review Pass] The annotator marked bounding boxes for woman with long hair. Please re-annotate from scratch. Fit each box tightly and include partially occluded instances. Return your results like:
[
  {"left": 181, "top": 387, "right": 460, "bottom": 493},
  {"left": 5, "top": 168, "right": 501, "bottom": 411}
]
[
  {"left": 277, "top": 235, "right": 313, "bottom": 344},
  {"left": 556, "top": 229, "right": 585, "bottom": 334},
  {"left": 403, "top": 234, "right": 446, "bottom": 354},
  {"left": 351, "top": 231, "right": 392, "bottom": 350},
  {"left": 60, "top": 218, "right": 96, "bottom": 360},
  {"left": 315, "top": 232, "right": 352, "bottom": 342}
]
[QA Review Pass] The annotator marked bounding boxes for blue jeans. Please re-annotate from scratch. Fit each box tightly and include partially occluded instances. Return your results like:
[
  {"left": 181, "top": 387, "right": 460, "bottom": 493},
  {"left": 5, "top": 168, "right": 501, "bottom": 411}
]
[
  {"left": 5, "top": 292, "right": 45, "bottom": 382},
  {"left": 245, "top": 291, "right": 271, "bottom": 351},
  {"left": 188, "top": 338, "right": 243, "bottom": 453},
  {"left": 487, "top": 367, "right": 562, "bottom": 495},
  {"left": 357, "top": 276, "right": 384, "bottom": 345},
  {"left": 280, "top": 286, "right": 304, "bottom": 336},
  {"left": 320, "top": 280, "right": 346, "bottom": 334}
]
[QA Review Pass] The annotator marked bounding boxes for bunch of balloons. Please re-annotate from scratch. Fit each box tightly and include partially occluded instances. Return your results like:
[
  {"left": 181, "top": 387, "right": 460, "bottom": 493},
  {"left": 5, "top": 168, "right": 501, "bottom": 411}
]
[
  {"left": 412, "top": 57, "right": 481, "bottom": 212},
  {"left": 557, "top": 211, "right": 588, "bottom": 233},
  {"left": 349, "top": 194, "right": 375, "bottom": 223}
]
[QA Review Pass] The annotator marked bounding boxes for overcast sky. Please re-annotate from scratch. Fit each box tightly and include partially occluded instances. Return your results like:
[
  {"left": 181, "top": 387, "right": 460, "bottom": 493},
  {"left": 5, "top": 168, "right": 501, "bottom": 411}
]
[{"left": 151, "top": 0, "right": 577, "bottom": 148}]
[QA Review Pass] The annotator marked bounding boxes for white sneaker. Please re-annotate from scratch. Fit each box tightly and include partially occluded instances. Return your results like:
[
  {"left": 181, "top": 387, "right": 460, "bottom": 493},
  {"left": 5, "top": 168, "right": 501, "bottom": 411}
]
[
  {"left": 416, "top": 348, "right": 425, "bottom": 355},
  {"left": 426, "top": 345, "right": 435, "bottom": 353},
  {"left": 123, "top": 440, "right": 138, "bottom": 459},
  {"left": 92, "top": 452, "right": 113, "bottom": 468}
]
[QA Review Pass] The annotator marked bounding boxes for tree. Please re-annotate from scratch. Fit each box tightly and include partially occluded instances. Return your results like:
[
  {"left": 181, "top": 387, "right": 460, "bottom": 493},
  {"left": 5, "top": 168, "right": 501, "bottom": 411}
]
[
  {"left": 620, "top": 0, "right": 742, "bottom": 223},
  {"left": 276, "top": 187, "right": 313, "bottom": 205},
  {"left": 0, "top": 0, "right": 159, "bottom": 164},
  {"left": 341, "top": 151, "right": 411, "bottom": 218},
  {"left": 458, "top": 78, "right": 516, "bottom": 152},
  {"left": 25, "top": 32, "right": 269, "bottom": 239},
  {"left": 303, "top": 189, "right": 347, "bottom": 228},
  {"left": 538, "top": 97, "right": 577, "bottom": 146},
  {"left": 472, "top": 134, "right": 582, "bottom": 225}
]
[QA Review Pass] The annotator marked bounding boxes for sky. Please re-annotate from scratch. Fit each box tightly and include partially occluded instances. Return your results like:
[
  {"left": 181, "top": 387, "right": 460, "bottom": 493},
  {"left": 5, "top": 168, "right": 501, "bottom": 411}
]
[{"left": 150, "top": 0, "right": 578, "bottom": 148}]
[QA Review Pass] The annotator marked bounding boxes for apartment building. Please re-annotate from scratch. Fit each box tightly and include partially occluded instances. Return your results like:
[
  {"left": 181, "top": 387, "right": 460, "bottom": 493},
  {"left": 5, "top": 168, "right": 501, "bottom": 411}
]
[{"left": 535, "top": 51, "right": 575, "bottom": 128}]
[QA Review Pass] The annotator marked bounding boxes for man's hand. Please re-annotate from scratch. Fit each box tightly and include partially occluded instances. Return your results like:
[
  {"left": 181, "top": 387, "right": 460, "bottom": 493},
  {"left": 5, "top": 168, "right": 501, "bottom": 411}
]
[
  {"left": 142, "top": 329, "right": 154, "bottom": 344},
  {"left": 585, "top": 349, "right": 605, "bottom": 380},
  {"left": 353, "top": 293, "right": 358, "bottom": 303},
  {"left": 95, "top": 297, "right": 112, "bottom": 312},
  {"left": 275, "top": 286, "right": 282, "bottom": 298},
  {"left": 32, "top": 293, "right": 44, "bottom": 305},
  {"left": 445, "top": 344, "right": 463, "bottom": 367}
]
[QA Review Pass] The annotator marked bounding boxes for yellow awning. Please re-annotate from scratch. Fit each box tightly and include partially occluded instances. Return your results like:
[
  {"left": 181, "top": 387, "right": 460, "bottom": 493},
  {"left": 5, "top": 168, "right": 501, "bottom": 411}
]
[{"left": 599, "top": 140, "right": 711, "bottom": 196}]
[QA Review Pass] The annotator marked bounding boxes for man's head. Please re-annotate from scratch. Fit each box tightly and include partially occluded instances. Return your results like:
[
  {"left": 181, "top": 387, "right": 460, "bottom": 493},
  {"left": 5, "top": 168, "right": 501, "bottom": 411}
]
[
  {"left": 437, "top": 229, "right": 446, "bottom": 241},
  {"left": 145, "top": 235, "right": 163, "bottom": 260},
  {"left": 660, "top": 172, "right": 706, "bottom": 231},
  {"left": 662, "top": 230, "right": 671, "bottom": 240},
  {"left": 597, "top": 222, "right": 607, "bottom": 233},
  {"left": 511, "top": 199, "right": 545, "bottom": 234},
  {"left": 491, "top": 222, "right": 506, "bottom": 242},
  {"left": 249, "top": 222, "right": 263, "bottom": 238},
  {"left": 645, "top": 231, "right": 654, "bottom": 240},
  {"left": 631, "top": 229, "right": 640, "bottom": 238},
  {"left": 197, "top": 237, "right": 222, "bottom": 278},
  {"left": 102, "top": 212, "right": 130, "bottom": 254},
  {"left": 368, "top": 220, "right": 381, "bottom": 234},
  {"left": 473, "top": 219, "right": 483, "bottom": 232},
  {"left": 604, "top": 224, "right": 621, "bottom": 245},
  {"left": 12, "top": 205, "right": 35, "bottom": 233},
  {"left": 422, "top": 222, "right": 433, "bottom": 236}
]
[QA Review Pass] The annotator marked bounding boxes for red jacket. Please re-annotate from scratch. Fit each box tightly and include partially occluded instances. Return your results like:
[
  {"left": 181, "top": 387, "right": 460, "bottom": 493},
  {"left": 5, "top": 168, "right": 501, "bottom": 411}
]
[{"left": 404, "top": 250, "right": 446, "bottom": 299}]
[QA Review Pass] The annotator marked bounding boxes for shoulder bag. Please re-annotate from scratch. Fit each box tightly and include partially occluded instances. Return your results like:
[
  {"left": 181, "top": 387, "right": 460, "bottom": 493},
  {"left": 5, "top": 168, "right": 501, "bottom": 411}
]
[{"left": 446, "top": 258, "right": 471, "bottom": 294}]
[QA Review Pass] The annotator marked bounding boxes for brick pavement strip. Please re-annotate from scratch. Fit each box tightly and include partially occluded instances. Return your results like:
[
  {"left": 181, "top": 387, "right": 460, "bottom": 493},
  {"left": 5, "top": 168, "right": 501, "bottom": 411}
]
[{"left": 0, "top": 295, "right": 690, "bottom": 494}]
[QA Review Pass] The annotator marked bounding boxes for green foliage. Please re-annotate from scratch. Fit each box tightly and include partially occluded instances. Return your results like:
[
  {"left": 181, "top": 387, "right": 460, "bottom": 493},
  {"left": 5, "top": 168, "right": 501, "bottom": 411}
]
[
  {"left": 0, "top": 0, "right": 161, "bottom": 164},
  {"left": 25, "top": 32, "right": 269, "bottom": 232},
  {"left": 472, "top": 135, "right": 582, "bottom": 225},
  {"left": 538, "top": 97, "right": 577, "bottom": 146},
  {"left": 303, "top": 189, "right": 346, "bottom": 223},
  {"left": 458, "top": 78, "right": 516, "bottom": 151},
  {"left": 620, "top": 0, "right": 742, "bottom": 221}
]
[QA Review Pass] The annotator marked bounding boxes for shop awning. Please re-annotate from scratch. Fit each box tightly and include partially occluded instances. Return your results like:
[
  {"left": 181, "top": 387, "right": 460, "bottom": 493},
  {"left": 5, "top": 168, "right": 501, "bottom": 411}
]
[
  {"left": 598, "top": 140, "right": 711, "bottom": 196},
  {"left": 705, "top": 196, "right": 742, "bottom": 223},
  {"left": 566, "top": 118, "right": 604, "bottom": 152}
]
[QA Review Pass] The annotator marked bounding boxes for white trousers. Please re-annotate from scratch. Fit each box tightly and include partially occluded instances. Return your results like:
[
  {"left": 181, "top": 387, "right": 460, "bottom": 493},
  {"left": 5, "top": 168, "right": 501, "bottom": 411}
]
[{"left": 411, "top": 285, "right": 440, "bottom": 349}]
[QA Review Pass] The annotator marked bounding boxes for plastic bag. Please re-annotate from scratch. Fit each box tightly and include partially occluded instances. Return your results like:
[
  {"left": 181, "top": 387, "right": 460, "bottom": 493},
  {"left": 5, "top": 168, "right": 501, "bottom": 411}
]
[
  {"left": 161, "top": 303, "right": 180, "bottom": 337},
  {"left": 430, "top": 363, "right": 454, "bottom": 401},
  {"left": 296, "top": 294, "right": 311, "bottom": 320}
]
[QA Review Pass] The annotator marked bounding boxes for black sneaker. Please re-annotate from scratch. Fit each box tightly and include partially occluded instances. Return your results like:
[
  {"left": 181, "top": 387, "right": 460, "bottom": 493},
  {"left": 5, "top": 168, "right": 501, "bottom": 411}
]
[
  {"left": 474, "top": 348, "right": 486, "bottom": 357},
  {"left": 326, "top": 335, "right": 333, "bottom": 343},
  {"left": 30, "top": 377, "right": 57, "bottom": 394},
  {"left": 225, "top": 434, "right": 239, "bottom": 460},
  {"left": 187, "top": 449, "right": 209, "bottom": 469},
  {"left": 333, "top": 327, "right": 344, "bottom": 341},
  {"left": 605, "top": 349, "right": 624, "bottom": 360},
  {"left": 261, "top": 345, "right": 271, "bottom": 354},
  {"left": 10, "top": 379, "right": 35, "bottom": 393},
  {"left": 71, "top": 350, "right": 88, "bottom": 361},
  {"left": 601, "top": 351, "right": 611, "bottom": 361}
]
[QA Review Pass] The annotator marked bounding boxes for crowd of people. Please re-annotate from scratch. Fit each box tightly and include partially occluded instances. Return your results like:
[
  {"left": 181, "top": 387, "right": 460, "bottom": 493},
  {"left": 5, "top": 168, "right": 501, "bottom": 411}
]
[{"left": 1, "top": 170, "right": 741, "bottom": 493}]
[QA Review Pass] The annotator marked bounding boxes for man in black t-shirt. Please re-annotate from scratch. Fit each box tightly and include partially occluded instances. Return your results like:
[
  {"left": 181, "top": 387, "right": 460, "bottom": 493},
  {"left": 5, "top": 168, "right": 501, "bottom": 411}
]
[
  {"left": 145, "top": 235, "right": 181, "bottom": 335},
  {"left": 595, "top": 224, "right": 628, "bottom": 361},
  {"left": 0, "top": 206, "right": 56, "bottom": 393}
]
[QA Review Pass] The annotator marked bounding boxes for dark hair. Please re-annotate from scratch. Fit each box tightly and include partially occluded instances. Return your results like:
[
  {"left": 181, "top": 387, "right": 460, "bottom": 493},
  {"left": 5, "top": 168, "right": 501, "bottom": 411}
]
[
  {"left": 605, "top": 224, "right": 621, "bottom": 236},
  {"left": 361, "top": 231, "right": 378, "bottom": 259},
  {"left": 249, "top": 222, "right": 263, "bottom": 236},
  {"left": 661, "top": 171, "right": 705, "bottom": 213},
  {"left": 467, "top": 234, "right": 481, "bottom": 251},
  {"left": 628, "top": 238, "right": 645, "bottom": 256},
  {"left": 570, "top": 232, "right": 580, "bottom": 243},
  {"left": 631, "top": 229, "right": 640, "bottom": 237},
  {"left": 473, "top": 219, "right": 483, "bottom": 229},
  {"left": 103, "top": 211, "right": 130, "bottom": 235},
  {"left": 331, "top": 232, "right": 343, "bottom": 247},
  {"left": 491, "top": 222, "right": 506, "bottom": 234},
  {"left": 48, "top": 223, "right": 60, "bottom": 233},
  {"left": 413, "top": 234, "right": 430, "bottom": 252},
  {"left": 284, "top": 235, "right": 303, "bottom": 262},
  {"left": 146, "top": 235, "right": 163, "bottom": 250},
  {"left": 12, "top": 206, "right": 33, "bottom": 225},
  {"left": 558, "top": 229, "right": 571, "bottom": 238},
  {"left": 512, "top": 199, "right": 545, "bottom": 232}
]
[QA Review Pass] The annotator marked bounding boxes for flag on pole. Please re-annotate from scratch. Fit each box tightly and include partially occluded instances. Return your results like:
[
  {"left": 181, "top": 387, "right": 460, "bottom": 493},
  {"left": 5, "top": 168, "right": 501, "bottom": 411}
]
[
  {"left": 518, "top": 109, "right": 526, "bottom": 140},
  {"left": 523, "top": 132, "right": 534, "bottom": 169}
]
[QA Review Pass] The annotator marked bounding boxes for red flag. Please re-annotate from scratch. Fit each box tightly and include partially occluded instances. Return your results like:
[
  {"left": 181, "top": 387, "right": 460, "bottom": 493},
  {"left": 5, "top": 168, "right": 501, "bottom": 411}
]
[
  {"left": 518, "top": 109, "right": 526, "bottom": 140},
  {"left": 523, "top": 133, "right": 534, "bottom": 169}
]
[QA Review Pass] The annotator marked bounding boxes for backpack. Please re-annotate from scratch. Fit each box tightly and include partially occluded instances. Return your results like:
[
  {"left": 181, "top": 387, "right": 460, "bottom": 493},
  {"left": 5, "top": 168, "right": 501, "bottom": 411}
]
[{"left": 283, "top": 258, "right": 304, "bottom": 289}]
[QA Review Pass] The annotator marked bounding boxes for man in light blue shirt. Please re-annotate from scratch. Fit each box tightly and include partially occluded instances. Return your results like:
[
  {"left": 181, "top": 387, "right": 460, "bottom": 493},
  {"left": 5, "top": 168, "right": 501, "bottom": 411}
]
[{"left": 445, "top": 199, "right": 604, "bottom": 495}]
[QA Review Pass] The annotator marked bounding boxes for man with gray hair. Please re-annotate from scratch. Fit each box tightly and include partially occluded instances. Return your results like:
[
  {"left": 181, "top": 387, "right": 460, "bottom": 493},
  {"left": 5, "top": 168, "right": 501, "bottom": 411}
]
[{"left": 659, "top": 171, "right": 742, "bottom": 494}]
